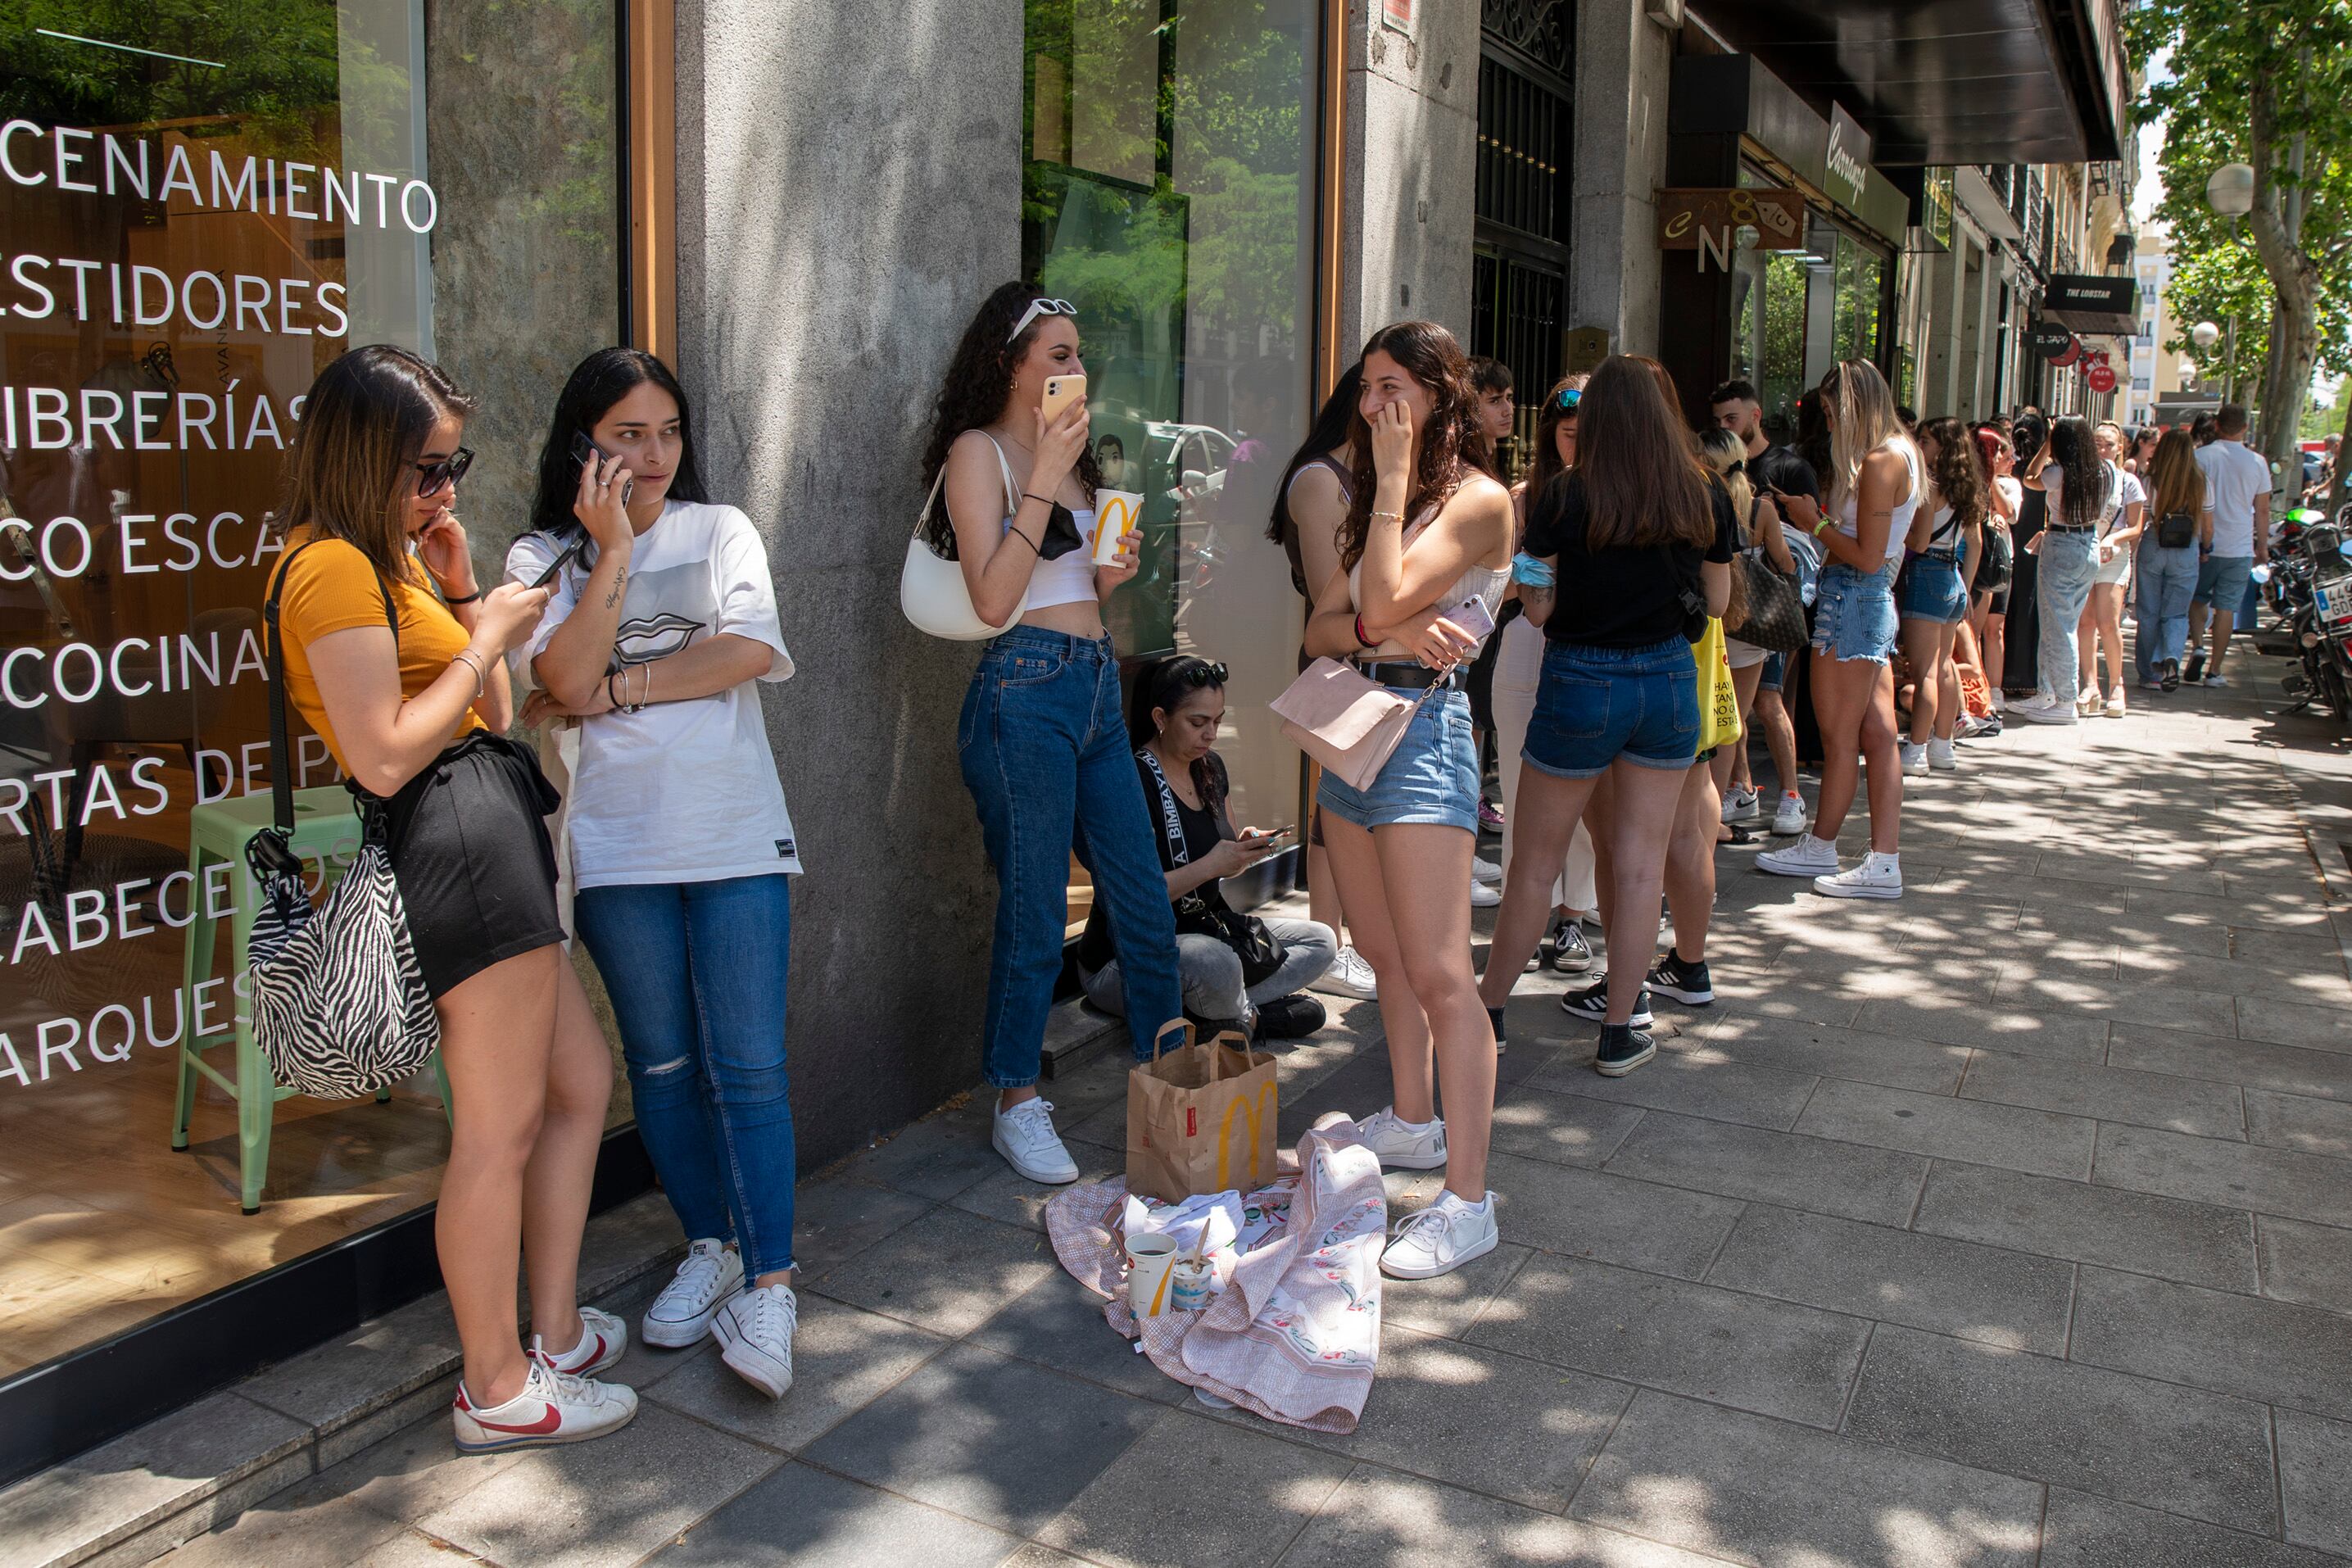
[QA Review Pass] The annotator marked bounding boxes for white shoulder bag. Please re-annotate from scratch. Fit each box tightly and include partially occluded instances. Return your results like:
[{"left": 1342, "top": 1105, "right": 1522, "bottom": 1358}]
[{"left": 901, "top": 435, "right": 1028, "bottom": 640}]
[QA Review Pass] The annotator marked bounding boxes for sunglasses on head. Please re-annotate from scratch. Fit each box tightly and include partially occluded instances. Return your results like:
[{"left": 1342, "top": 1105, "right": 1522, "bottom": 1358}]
[
  {"left": 1008, "top": 297, "right": 1077, "bottom": 343},
  {"left": 413, "top": 447, "right": 475, "bottom": 497},
  {"left": 1176, "top": 659, "right": 1229, "bottom": 687},
  {"left": 1553, "top": 387, "right": 1582, "bottom": 412}
]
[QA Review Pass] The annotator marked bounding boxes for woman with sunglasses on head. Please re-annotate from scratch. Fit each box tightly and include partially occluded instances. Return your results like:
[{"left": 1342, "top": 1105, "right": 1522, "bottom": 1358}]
[
  {"left": 1755, "top": 360, "right": 1917, "bottom": 898},
  {"left": 269, "top": 345, "right": 632, "bottom": 1453},
  {"left": 1301, "top": 320, "right": 1513, "bottom": 1280},
  {"left": 1895, "top": 417, "right": 1987, "bottom": 776},
  {"left": 926, "top": 284, "right": 1181, "bottom": 1185},
  {"left": 1075, "top": 655, "right": 1335, "bottom": 1040},
  {"left": 506, "top": 348, "right": 806, "bottom": 1400}
]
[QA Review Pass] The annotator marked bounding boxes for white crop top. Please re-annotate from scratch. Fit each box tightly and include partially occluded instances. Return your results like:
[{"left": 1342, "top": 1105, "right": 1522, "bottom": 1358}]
[
  {"left": 976, "top": 433, "right": 1099, "bottom": 613},
  {"left": 1837, "top": 440, "right": 1923, "bottom": 562},
  {"left": 1348, "top": 508, "right": 1512, "bottom": 660}
]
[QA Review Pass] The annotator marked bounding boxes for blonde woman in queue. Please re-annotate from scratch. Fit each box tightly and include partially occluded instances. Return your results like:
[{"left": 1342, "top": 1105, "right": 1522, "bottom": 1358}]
[
  {"left": 269, "top": 345, "right": 632, "bottom": 1452},
  {"left": 1302, "top": 320, "right": 1513, "bottom": 1280}
]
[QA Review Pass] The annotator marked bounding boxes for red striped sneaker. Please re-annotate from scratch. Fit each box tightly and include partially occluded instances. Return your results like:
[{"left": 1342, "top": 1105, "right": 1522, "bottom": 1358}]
[
  {"left": 451, "top": 1357, "right": 637, "bottom": 1454},
  {"left": 535, "top": 1306, "right": 627, "bottom": 1378}
]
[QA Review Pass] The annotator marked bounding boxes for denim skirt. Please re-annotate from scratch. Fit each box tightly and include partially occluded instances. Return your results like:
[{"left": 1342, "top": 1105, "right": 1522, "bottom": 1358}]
[
  {"left": 1316, "top": 687, "right": 1480, "bottom": 833},
  {"left": 1896, "top": 550, "right": 1968, "bottom": 625},
  {"left": 1813, "top": 560, "right": 1901, "bottom": 664},
  {"left": 1523, "top": 636, "right": 1699, "bottom": 779}
]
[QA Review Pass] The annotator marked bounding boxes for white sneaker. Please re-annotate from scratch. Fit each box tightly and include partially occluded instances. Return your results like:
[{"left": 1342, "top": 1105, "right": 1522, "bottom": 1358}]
[
  {"left": 1471, "top": 879, "right": 1502, "bottom": 909},
  {"left": 537, "top": 1305, "right": 628, "bottom": 1376},
  {"left": 452, "top": 1356, "right": 637, "bottom": 1454},
  {"left": 1720, "top": 785, "right": 1761, "bottom": 824},
  {"left": 1926, "top": 737, "right": 1959, "bottom": 772},
  {"left": 641, "top": 1239, "right": 745, "bottom": 1348},
  {"left": 1770, "top": 792, "right": 1808, "bottom": 836},
  {"left": 1815, "top": 854, "right": 1903, "bottom": 900},
  {"left": 1380, "top": 1190, "right": 1499, "bottom": 1280},
  {"left": 1899, "top": 741, "right": 1930, "bottom": 777},
  {"left": 1471, "top": 854, "right": 1503, "bottom": 886},
  {"left": 1309, "top": 945, "right": 1380, "bottom": 1000},
  {"left": 993, "top": 1097, "right": 1080, "bottom": 1184},
  {"left": 1757, "top": 834, "right": 1841, "bottom": 877},
  {"left": 1355, "top": 1107, "right": 1448, "bottom": 1170},
  {"left": 2010, "top": 695, "right": 2078, "bottom": 726},
  {"left": 710, "top": 1282, "right": 798, "bottom": 1399}
]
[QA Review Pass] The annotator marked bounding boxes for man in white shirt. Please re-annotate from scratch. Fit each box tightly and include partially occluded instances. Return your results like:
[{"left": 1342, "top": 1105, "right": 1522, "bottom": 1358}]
[{"left": 2187, "top": 405, "right": 2273, "bottom": 686}]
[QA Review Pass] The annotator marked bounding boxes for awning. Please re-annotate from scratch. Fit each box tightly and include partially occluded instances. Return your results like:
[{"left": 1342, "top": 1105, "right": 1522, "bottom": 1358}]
[{"left": 2043, "top": 273, "right": 2138, "bottom": 336}]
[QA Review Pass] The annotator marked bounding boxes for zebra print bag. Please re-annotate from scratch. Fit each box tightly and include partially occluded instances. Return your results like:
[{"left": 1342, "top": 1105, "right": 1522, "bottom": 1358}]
[{"left": 245, "top": 542, "right": 440, "bottom": 1099}]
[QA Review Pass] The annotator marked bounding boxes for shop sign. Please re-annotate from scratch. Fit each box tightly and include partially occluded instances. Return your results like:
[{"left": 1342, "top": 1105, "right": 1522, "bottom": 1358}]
[
  {"left": 2045, "top": 274, "right": 2136, "bottom": 315},
  {"left": 2087, "top": 365, "right": 2119, "bottom": 394},
  {"left": 2028, "top": 321, "right": 2078, "bottom": 361},
  {"left": 1922, "top": 167, "right": 1955, "bottom": 252},
  {"left": 1824, "top": 104, "right": 1872, "bottom": 211},
  {"left": 2055, "top": 339, "right": 2084, "bottom": 368},
  {"left": 1382, "top": 0, "right": 1412, "bottom": 32},
  {"left": 1656, "top": 188, "right": 1805, "bottom": 273}
]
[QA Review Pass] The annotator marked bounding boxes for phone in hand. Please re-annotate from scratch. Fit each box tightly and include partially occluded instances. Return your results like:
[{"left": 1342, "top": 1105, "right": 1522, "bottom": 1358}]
[
  {"left": 1239, "top": 824, "right": 1297, "bottom": 847},
  {"left": 529, "top": 538, "right": 587, "bottom": 589},
  {"left": 1040, "top": 374, "right": 1087, "bottom": 428},
  {"left": 1439, "top": 594, "right": 1498, "bottom": 642},
  {"left": 570, "top": 430, "right": 634, "bottom": 507}
]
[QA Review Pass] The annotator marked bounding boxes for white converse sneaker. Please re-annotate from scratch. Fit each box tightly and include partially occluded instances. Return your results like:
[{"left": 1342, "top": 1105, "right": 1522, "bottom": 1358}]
[
  {"left": 1355, "top": 1107, "right": 1448, "bottom": 1170},
  {"left": 1815, "top": 853, "right": 1903, "bottom": 900},
  {"left": 1770, "top": 792, "right": 1808, "bottom": 836},
  {"left": 2010, "top": 694, "right": 2078, "bottom": 725},
  {"left": 1380, "top": 1190, "right": 1499, "bottom": 1280},
  {"left": 1899, "top": 741, "right": 1930, "bottom": 777},
  {"left": 710, "top": 1282, "right": 798, "bottom": 1400},
  {"left": 536, "top": 1305, "right": 628, "bottom": 1377},
  {"left": 1757, "top": 834, "right": 1841, "bottom": 877},
  {"left": 1309, "top": 945, "right": 1379, "bottom": 1000},
  {"left": 1926, "top": 737, "right": 1959, "bottom": 772},
  {"left": 993, "top": 1096, "right": 1080, "bottom": 1184},
  {"left": 641, "top": 1238, "right": 745, "bottom": 1348},
  {"left": 1471, "top": 854, "right": 1503, "bottom": 886},
  {"left": 451, "top": 1356, "right": 637, "bottom": 1454}
]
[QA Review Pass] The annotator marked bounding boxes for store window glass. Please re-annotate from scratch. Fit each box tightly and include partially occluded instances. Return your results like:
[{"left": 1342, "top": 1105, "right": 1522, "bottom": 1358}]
[
  {"left": 1, "top": 1, "right": 621, "bottom": 1373},
  {"left": 1022, "top": 0, "right": 1319, "bottom": 931}
]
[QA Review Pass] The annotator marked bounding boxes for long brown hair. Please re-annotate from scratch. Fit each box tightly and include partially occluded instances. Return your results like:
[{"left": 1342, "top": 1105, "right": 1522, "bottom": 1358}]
[
  {"left": 1338, "top": 320, "right": 1493, "bottom": 570},
  {"left": 1522, "top": 374, "right": 1586, "bottom": 505},
  {"left": 1572, "top": 355, "right": 1714, "bottom": 550},
  {"left": 2147, "top": 428, "right": 2206, "bottom": 523},
  {"left": 1919, "top": 416, "right": 1987, "bottom": 531},
  {"left": 278, "top": 344, "right": 477, "bottom": 585}
]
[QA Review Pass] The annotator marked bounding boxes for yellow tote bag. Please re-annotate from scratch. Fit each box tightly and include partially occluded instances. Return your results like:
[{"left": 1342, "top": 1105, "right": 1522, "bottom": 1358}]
[{"left": 1695, "top": 617, "right": 1742, "bottom": 753}]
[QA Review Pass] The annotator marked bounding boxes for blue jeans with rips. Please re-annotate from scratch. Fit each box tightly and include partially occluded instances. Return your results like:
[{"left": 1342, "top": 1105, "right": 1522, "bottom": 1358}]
[{"left": 573, "top": 873, "right": 797, "bottom": 1277}]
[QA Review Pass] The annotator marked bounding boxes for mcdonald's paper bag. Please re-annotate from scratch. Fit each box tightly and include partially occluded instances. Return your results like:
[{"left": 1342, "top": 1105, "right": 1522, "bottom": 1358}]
[{"left": 1126, "top": 1024, "right": 1279, "bottom": 1204}]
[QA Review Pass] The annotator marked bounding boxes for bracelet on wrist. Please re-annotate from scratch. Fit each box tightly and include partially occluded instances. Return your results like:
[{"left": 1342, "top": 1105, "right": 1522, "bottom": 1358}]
[
  {"left": 1353, "top": 613, "right": 1374, "bottom": 649},
  {"left": 606, "top": 671, "right": 620, "bottom": 710},
  {"left": 1369, "top": 509, "right": 1406, "bottom": 524},
  {"left": 442, "top": 587, "right": 483, "bottom": 605}
]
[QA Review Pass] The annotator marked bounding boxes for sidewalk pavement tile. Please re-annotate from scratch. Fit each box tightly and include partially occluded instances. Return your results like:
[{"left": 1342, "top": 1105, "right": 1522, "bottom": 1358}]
[
  {"left": 1523, "top": 1051, "right": 1819, "bottom": 1132},
  {"left": 788, "top": 1178, "right": 940, "bottom": 1275},
  {"left": 1703, "top": 1205, "right": 2075, "bottom": 1354},
  {"left": 1600, "top": 1113, "right": 1928, "bottom": 1226},
  {"left": 2130, "top": 886, "right": 2335, "bottom": 930},
  {"left": 965, "top": 1275, "right": 1192, "bottom": 1404},
  {"left": 2239, "top": 991, "right": 2352, "bottom": 1051},
  {"left": 1686, "top": 981, "right": 1865, "bottom": 1031},
  {"left": 1794, "top": 1078, "right": 2097, "bottom": 1180},
  {"left": 1378, "top": 1239, "right": 1532, "bottom": 1340},
  {"left": 1841, "top": 1324, "right": 2279, "bottom": 1534},
  {"left": 1207, "top": 1326, "right": 1634, "bottom": 1514},
  {"left": 800, "top": 1343, "right": 1160, "bottom": 1535},
  {"left": 2277, "top": 1408, "right": 2352, "bottom": 1559},
  {"left": 1959, "top": 1049, "right": 2246, "bottom": 1140},
  {"left": 808, "top": 1207, "right": 1060, "bottom": 1336},
  {"left": 2092, "top": 1122, "right": 2352, "bottom": 1226},
  {"left": 1991, "top": 972, "right": 2240, "bottom": 1036},
  {"left": 1482, "top": 1152, "right": 1744, "bottom": 1279},
  {"left": 2037, "top": 1487, "right": 2348, "bottom": 1568},
  {"left": 1910, "top": 1162, "right": 2257, "bottom": 1293},
  {"left": 836, "top": 1103, "right": 1006, "bottom": 1202},
  {"left": 1570, "top": 1390, "right": 2042, "bottom": 1568},
  {"left": 1850, "top": 996, "right": 2110, "bottom": 1062},
  {"left": 2247, "top": 1087, "right": 2352, "bottom": 1156},
  {"left": 2258, "top": 1216, "right": 2352, "bottom": 1308},
  {"left": 144, "top": 1476, "right": 406, "bottom": 1568},
  {"left": 2108, "top": 1026, "right": 2352, "bottom": 1101},
  {"left": 1036, "top": 1406, "right": 1352, "bottom": 1568},
  {"left": 646, "top": 1459, "right": 1019, "bottom": 1568},
  {"left": 644, "top": 1295, "right": 952, "bottom": 1450},
  {"left": 950, "top": 1140, "right": 1126, "bottom": 1232},
  {"left": 1678, "top": 1017, "right": 1970, "bottom": 1095},
  {"left": 1275, "top": 1467, "right": 1729, "bottom": 1568},
  {"left": 410, "top": 1401, "right": 779, "bottom": 1568},
  {"left": 2067, "top": 1266, "right": 2352, "bottom": 1421},
  {"left": 1487, "top": 1084, "right": 1647, "bottom": 1167},
  {"left": 1466, "top": 1256, "right": 1871, "bottom": 1429}
]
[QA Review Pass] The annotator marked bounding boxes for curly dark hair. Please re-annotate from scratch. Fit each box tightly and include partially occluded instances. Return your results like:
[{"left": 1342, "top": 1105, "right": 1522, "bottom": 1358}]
[
  {"left": 1337, "top": 321, "right": 1493, "bottom": 571},
  {"left": 1918, "top": 416, "right": 1987, "bottom": 532},
  {"left": 918, "top": 281, "right": 1103, "bottom": 555}
]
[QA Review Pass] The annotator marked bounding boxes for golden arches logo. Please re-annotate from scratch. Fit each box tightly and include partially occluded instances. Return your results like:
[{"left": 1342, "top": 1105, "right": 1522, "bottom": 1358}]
[{"left": 1215, "top": 1083, "right": 1277, "bottom": 1190}]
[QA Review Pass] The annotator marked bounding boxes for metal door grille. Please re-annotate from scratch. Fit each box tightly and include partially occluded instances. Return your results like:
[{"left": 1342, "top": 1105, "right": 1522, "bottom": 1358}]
[
  {"left": 1476, "top": 54, "right": 1570, "bottom": 245},
  {"left": 1473, "top": 252, "right": 1566, "bottom": 480}
]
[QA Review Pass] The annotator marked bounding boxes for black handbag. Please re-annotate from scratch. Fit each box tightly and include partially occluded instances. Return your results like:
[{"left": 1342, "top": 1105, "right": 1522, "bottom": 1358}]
[
  {"left": 1974, "top": 523, "right": 2014, "bottom": 591},
  {"left": 1137, "top": 751, "right": 1286, "bottom": 987},
  {"left": 2155, "top": 510, "right": 2198, "bottom": 550},
  {"left": 1729, "top": 550, "right": 1809, "bottom": 652}
]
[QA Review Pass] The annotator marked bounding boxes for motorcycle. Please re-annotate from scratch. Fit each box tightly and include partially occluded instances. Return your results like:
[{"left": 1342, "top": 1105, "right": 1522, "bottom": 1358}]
[{"left": 2266, "top": 506, "right": 2352, "bottom": 726}]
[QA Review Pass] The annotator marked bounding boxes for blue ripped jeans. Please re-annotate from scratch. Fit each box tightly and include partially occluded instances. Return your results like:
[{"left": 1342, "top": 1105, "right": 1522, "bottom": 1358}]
[
  {"left": 573, "top": 874, "right": 796, "bottom": 1277},
  {"left": 959, "top": 628, "right": 1184, "bottom": 1086}
]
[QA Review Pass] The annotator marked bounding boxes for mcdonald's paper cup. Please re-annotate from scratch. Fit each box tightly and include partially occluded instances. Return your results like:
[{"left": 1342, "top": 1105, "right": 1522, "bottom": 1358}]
[
  {"left": 1125, "top": 1232, "right": 1181, "bottom": 1318},
  {"left": 1092, "top": 490, "right": 1144, "bottom": 565}
]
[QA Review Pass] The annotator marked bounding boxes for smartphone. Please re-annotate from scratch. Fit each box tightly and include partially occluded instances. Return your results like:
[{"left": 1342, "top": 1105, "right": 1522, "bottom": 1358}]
[
  {"left": 569, "top": 430, "right": 634, "bottom": 506},
  {"left": 1040, "top": 374, "right": 1087, "bottom": 428},
  {"left": 529, "top": 538, "right": 586, "bottom": 589},
  {"left": 1239, "top": 825, "right": 1297, "bottom": 847},
  {"left": 1439, "top": 594, "right": 1498, "bottom": 642}
]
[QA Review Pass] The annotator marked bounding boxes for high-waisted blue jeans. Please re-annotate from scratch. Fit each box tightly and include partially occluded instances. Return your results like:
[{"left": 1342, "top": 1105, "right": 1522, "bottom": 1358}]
[
  {"left": 958, "top": 628, "right": 1183, "bottom": 1086},
  {"left": 2133, "top": 542, "right": 2200, "bottom": 682},
  {"left": 573, "top": 873, "right": 797, "bottom": 1277}
]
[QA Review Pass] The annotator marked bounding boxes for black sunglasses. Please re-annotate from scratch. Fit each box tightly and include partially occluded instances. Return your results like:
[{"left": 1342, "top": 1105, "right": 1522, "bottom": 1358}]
[
  {"left": 1178, "top": 660, "right": 1230, "bottom": 687},
  {"left": 413, "top": 446, "right": 476, "bottom": 497}
]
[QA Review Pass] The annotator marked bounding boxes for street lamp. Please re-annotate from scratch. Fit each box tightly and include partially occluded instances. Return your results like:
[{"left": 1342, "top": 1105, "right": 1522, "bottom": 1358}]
[{"left": 2204, "top": 165, "right": 2255, "bottom": 402}]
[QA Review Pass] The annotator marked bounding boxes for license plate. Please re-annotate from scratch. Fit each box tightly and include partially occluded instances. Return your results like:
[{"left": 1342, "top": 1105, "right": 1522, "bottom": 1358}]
[{"left": 2321, "top": 584, "right": 2352, "bottom": 628}]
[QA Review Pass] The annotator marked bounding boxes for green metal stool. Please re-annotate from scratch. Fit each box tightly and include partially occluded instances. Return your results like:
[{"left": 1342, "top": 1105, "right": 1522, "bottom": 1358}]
[{"left": 170, "top": 786, "right": 453, "bottom": 1212}]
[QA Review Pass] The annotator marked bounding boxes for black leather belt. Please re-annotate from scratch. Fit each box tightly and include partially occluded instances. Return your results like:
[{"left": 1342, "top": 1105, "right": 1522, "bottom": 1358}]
[
  {"left": 2045, "top": 524, "right": 2096, "bottom": 533},
  {"left": 1359, "top": 661, "right": 1464, "bottom": 690}
]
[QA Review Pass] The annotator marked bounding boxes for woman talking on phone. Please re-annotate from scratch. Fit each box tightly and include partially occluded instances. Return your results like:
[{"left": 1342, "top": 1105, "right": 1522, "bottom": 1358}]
[
  {"left": 270, "top": 346, "right": 631, "bottom": 1453},
  {"left": 925, "top": 283, "right": 1183, "bottom": 1185},
  {"left": 1302, "top": 320, "right": 1513, "bottom": 1280},
  {"left": 508, "top": 348, "right": 806, "bottom": 1401}
]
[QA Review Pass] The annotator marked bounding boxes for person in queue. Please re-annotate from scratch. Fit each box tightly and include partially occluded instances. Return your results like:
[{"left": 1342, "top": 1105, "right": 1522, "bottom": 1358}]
[
  {"left": 2133, "top": 428, "right": 2212, "bottom": 692},
  {"left": 269, "top": 345, "right": 632, "bottom": 1452},
  {"left": 2010, "top": 415, "right": 2119, "bottom": 725},
  {"left": 1479, "top": 354, "right": 1733, "bottom": 1074},
  {"left": 1301, "top": 320, "right": 1513, "bottom": 1280},
  {"left": 1463, "top": 355, "right": 1517, "bottom": 858},
  {"left": 2077, "top": 421, "right": 2147, "bottom": 717},
  {"left": 1970, "top": 424, "right": 2019, "bottom": 714},
  {"left": 1896, "top": 417, "right": 1985, "bottom": 775},
  {"left": 1075, "top": 655, "right": 1335, "bottom": 1040},
  {"left": 506, "top": 348, "right": 804, "bottom": 1399},
  {"left": 925, "top": 282, "right": 1183, "bottom": 1185},
  {"left": 1756, "top": 360, "right": 1916, "bottom": 898}
]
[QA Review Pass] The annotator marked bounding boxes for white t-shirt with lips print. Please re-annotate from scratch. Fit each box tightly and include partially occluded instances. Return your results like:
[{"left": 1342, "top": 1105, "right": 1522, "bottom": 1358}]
[{"left": 506, "top": 500, "right": 801, "bottom": 890}]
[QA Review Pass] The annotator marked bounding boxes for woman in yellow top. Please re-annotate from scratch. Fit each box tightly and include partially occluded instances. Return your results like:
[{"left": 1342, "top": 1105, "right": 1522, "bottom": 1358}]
[{"left": 270, "top": 344, "right": 635, "bottom": 1455}]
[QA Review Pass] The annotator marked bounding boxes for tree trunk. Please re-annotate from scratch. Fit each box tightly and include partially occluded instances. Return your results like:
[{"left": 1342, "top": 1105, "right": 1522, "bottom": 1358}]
[
  {"left": 2246, "top": 77, "right": 2324, "bottom": 501},
  {"left": 2330, "top": 392, "right": 2352, "bottom": 519}
]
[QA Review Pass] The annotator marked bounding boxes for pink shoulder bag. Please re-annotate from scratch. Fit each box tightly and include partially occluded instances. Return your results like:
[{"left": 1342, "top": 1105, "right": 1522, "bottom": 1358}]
[{"left": 1269, "top": 657, "right": 1439, "bottom": 791}]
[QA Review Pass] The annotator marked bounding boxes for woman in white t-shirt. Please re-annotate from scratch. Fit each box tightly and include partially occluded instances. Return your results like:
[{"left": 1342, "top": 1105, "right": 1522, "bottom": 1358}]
[
  {"left": 2078, "top": 422, "right": 2147, "bottom": 716},
  {"left": 505, "top": 349, "right": 804, "bottom": 1403}
]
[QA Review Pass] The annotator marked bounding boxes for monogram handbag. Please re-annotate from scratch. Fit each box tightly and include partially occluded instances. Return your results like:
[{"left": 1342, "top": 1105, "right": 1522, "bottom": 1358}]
[
  {"left": 1270, "top": 657, "right": 1438, "bottom": 792},
  {"left": 900, "top": 437, "right": 1029, "bottom": 640},
  {"left": 1730, "top": 551, "right": 1809, "bottom": 652},
  {"left": 245, "top": 542, "right": 440, "bottom": 1099}
]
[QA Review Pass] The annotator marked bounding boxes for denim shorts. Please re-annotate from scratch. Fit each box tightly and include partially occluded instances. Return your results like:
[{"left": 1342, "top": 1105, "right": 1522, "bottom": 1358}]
[
  {"left": 1896, "top": 549, "right": 1968, "bottom": 624},
  {"left": 1316, "top": 687, "right": 1480, "bottom": 833},
  {"left": 1812, "top": 559, "right": 1900, "bottom": 664},
  {"left": 1759, "top": 650, "right": 1787, "bottom": 692},
  {"left": 2192, "top": 552, "right": 2255, "bottom": 614},
  {"left": 1523, "top": 637, "right": 1699, "bottom": 779}
]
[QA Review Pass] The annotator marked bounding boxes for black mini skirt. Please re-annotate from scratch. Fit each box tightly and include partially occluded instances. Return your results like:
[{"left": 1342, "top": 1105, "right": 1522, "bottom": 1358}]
[{"left": 363, "top": 732, "right": 567, "bottom": 998}]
